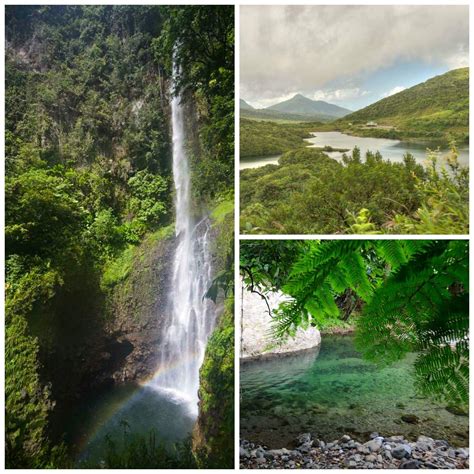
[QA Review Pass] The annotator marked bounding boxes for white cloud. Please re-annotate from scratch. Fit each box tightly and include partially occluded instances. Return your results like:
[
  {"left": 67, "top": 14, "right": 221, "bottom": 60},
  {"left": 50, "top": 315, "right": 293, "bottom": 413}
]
[
  {"left": 382, "top": 86, "right": 406, "bottom": 98},
  {"left": 311, "top": 88, "right": 370, "bottom": 102},
  {"left": 248, "top": 92, "right": 299, "bottom": 109},
  {"left": 241, "top": 5, "right": 469, "bottom": 102}
]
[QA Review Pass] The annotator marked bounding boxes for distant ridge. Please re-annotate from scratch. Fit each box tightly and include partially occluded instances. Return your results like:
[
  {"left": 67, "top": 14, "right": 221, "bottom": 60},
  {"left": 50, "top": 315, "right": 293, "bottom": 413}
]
[
  {"left": 240, "top": 93, "right": 351, "bottom": 122},
  {"left": 267, "top": 93, "right": 351, "bottom": 118}
]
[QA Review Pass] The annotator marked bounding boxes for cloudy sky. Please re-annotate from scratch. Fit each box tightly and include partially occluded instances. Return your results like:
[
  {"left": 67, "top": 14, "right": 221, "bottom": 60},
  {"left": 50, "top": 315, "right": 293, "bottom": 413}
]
[{"left": 240, "top": 5, "right": 469, "bottom": 111}]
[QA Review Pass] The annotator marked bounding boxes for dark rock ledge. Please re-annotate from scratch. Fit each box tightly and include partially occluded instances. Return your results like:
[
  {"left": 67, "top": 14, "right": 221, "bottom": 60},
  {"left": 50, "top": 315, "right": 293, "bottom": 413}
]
[{"left": 240, "top": 432, "right": 469, "bottom": 469}]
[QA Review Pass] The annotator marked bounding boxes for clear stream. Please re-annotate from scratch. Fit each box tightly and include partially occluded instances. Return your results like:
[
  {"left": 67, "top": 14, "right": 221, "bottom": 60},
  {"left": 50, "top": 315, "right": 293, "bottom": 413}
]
[
  {"left": 240, "top": 335, "right": 469, "bottom": 448},
  {"left": 240, "top": 131, "right": 469, "bottom": 169}
]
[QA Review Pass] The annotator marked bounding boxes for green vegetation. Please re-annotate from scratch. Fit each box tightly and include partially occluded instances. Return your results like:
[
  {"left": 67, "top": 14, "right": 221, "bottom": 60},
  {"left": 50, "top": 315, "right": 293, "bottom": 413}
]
[
  {"left": 194, "top": 299, "right": 234, "bottom": 468},
  {"left": 241, "top": 240, "right": 469, "bottom": 406},
  {"left": 81, "top": 432, "right": 196, "bottom": 469},
  {"left": 338, "top": 68, "right": 469, "bottom": 144},
  {"left": 240, "top": 118, "right": 323, "bottom": 157},
  {"left": 5, "top": 5, "right": 233, "bottom": 469},
  {"left": 240, "top": 146, "right": 468, "bottom": 234}
]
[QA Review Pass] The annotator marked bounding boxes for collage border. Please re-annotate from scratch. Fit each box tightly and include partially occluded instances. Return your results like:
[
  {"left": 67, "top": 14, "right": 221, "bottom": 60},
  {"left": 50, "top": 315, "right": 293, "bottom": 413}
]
[{"left": 0, "top": 0, "right": 472, "bottom": 471}]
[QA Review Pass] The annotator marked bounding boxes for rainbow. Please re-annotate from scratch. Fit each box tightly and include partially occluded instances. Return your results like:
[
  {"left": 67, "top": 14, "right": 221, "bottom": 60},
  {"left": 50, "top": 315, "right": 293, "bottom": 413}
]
[{"left": 75, "top": 351, "right": 202, "bottom": 460}]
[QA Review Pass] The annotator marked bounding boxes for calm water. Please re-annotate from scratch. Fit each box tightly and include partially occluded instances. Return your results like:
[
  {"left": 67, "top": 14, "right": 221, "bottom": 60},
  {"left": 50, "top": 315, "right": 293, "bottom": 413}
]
[
  {"left": 240, "top": 154, "right": 282, "bottom": 170},
  {"left": 66, "top": 383, "right": 195, "bottom": 465},
  {"left": 240, "top": 335, "right": 469, "bottom": 448},
  {"left": 240, "top": 131, "right": 469, "bottom": 169},
  {"left": 307, "top": 131, "right": 469, "bottom": 166}
]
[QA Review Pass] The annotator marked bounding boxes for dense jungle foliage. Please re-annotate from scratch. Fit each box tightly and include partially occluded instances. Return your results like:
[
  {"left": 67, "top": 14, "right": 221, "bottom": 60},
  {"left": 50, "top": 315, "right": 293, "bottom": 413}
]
[
  {"left": 338, "top": 68, "right": 469, "bottom": 144},
  {"left": 240, "top": 146, "right": 468, "bottom": 234},
  {"left": 5, "top": 5, "right": 233, "bottom": 468},
  {"left": 240, "top": 240, "right": 469, "bottom": 407}
]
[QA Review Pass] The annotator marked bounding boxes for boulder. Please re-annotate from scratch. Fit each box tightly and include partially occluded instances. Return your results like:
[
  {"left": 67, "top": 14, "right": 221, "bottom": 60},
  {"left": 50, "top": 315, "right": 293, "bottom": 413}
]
[{"left": 392, "top": 444, "right": 412, "bottom": 460}]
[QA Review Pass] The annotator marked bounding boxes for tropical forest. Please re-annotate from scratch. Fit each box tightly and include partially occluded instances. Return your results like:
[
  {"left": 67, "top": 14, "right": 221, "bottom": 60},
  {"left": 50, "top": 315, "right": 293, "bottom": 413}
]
[
  {"left": 240, "top": 239, "right": 469, "bottom": 469},
  {"left": 5, "top": 5, "right": 234, "bottom": 469}
]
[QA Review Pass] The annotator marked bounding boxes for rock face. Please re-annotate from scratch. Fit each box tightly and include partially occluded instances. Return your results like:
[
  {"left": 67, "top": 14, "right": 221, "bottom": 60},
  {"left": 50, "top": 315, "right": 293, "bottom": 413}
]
[
  {"left": 242, "top": 286, "right": 321, "bottom": 358},
  {"left": 240, "top": 433, "right": 469, "bottom": 469},
  {"left": 104, "top": 230, "right": 176, "bottom": 385}
]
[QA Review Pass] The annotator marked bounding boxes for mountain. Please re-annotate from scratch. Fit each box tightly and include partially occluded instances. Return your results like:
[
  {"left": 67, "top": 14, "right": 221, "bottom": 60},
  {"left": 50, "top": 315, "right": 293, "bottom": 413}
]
[
  {"left": 267, "top": 93, "right": 351, "bottom": 118},
  {"left": 338, "top": 68, "right": 469, "bottom": 142},
  {"left": 240, "top": 99, "right": 254, "bottom": 110}
]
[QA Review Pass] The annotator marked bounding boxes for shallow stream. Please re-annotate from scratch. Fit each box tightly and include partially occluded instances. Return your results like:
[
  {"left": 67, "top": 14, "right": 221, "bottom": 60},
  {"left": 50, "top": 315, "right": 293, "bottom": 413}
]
[{"left": 240, "top": 335, "right": 469, "bottom": 448}]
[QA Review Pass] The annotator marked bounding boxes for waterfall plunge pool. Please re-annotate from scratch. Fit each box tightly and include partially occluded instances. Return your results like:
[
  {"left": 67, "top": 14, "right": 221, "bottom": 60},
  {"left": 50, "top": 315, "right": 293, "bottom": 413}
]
[
  {"left": 240, "top": 335, "right": 468, "bottom": 449},
  {"left": 66, "top": 382, "right": 196, "bottom": 465}
]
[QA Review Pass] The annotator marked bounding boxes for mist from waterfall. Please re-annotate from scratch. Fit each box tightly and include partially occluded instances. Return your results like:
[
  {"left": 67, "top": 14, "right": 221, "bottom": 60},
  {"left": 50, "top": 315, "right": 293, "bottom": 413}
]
[{"left": 153, "top": 60, "right": 216, "bottom": 416}]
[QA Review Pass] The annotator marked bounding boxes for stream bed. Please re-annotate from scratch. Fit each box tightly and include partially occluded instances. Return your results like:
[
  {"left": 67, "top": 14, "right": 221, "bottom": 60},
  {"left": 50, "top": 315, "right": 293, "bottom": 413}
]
[{"left": 240, "top": 335, "right": 468, "bottom": 448}]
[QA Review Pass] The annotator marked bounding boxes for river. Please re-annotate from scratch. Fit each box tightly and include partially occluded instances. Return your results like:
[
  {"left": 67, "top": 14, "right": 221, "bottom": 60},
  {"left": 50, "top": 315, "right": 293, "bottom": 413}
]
[
  {"left": 240, "top": 131, "right": 469, "bottom": 169},
  {"left": 240, "top": 335, "right": 468, "bottom": 449}
]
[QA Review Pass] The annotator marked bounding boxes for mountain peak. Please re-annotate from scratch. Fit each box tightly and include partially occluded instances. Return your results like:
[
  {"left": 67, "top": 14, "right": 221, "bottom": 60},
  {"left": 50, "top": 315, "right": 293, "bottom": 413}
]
[{"left": 266, "top": 94, "right": 351, "bottom": 119}]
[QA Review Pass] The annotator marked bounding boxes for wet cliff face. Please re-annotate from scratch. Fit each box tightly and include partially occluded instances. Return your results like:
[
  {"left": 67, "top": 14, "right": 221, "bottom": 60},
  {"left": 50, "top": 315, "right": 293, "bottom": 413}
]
[
  {"left": 191, "top": 192, "right": 235, "bottom": 468},
  {"left": 103, "top": 229, "right": 176, "bottom": 385},
  {"left": 33, "top": 228, "right": 176, "bottom": 443}
]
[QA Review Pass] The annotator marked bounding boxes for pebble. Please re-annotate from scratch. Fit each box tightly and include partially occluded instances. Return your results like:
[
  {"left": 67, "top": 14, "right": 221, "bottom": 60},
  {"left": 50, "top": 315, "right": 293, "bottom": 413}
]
[{"left": 240, "top": 432, "right": 469, "bottom": 469}]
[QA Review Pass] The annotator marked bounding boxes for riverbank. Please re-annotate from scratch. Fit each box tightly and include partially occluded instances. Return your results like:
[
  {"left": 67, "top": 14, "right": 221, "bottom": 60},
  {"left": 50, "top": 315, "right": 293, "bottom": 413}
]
[{"left": 240, "top": 433, "right": 469, "bottom": 469}]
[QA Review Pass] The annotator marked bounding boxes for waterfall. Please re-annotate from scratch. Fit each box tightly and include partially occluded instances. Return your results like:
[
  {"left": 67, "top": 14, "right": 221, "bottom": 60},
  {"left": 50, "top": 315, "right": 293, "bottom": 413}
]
[{"left": 153, "top": 61, "right": 216, "bottom": 415}]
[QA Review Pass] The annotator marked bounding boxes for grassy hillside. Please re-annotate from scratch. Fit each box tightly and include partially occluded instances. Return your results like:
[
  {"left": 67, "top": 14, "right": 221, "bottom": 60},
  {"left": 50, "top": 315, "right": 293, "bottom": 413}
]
[
  {"left": 240, "top": 118, "right": 323, "bottom": 157},
  {"left": 338, "top": 68, "right": 469, "bottom": 143},
  {"left": 241, "top": 108, "right": 332, "bottom": 122}
]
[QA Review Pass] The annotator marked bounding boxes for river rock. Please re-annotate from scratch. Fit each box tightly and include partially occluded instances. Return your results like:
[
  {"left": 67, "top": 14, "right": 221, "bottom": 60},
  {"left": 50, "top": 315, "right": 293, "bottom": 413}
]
[
  {"left": 392, "top": 444, "right": 412, "bottom": 459},
  {"left": 399, "top": 459, "right": 422, "bottom": 469},
  {"left": 364, "top": 437, "right": 383, "bottom": 452},
  {"left": 240, "top": 433, "right": 469, "bottom": 470},
  {"left": 401, "top": 414, "right": 420, "bottom": 424},
  {"left": 298, "top": 442, "right": 313, "bottom": 454},
  {"left": 297, "top": 433, "right": 312, "bottom": 445},
  {"left": 240, "top": 447, "right": 250, "bottom": 458}
]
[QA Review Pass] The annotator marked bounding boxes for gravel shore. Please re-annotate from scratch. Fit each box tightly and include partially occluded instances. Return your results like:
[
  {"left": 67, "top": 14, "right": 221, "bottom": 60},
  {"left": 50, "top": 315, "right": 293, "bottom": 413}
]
[{"left": 240, "top": 432, "right": 469, "bottom": 469}]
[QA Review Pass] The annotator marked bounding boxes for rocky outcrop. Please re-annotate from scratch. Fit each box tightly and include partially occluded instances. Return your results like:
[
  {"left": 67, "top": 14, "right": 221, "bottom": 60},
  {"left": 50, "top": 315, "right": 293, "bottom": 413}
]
[
  {"left": 103, "top": 230, "right": 176, "bottom": 385},
  {"left": 242, "top": 287, "right": 321, "bottom": 358},
  {"left": 240, "top": 433, "right": 469, "bottom": 469}
]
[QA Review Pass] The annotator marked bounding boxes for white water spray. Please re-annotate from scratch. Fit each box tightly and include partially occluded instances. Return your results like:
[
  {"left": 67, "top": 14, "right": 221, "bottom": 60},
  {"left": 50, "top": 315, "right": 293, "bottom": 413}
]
[{"left": 154, "top": 61, "right": 215, "bottom": 415}]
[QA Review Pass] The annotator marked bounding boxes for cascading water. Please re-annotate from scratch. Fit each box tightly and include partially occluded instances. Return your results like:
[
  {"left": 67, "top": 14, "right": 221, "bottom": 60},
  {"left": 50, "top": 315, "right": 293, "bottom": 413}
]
[{"left": 153, "top": 61, "right": 216, "bottom": 415}]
